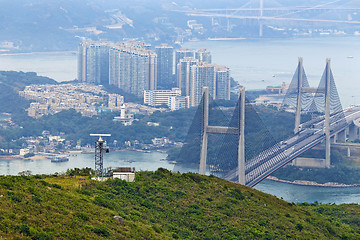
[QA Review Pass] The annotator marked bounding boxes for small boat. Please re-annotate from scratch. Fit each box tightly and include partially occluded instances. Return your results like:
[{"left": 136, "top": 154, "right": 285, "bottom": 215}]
[
  {"left": 51, "top": 156, "right": 69, "bottom": 163},
  {"left": 347, "top": 56, "right": 354, "bottom": 58}
]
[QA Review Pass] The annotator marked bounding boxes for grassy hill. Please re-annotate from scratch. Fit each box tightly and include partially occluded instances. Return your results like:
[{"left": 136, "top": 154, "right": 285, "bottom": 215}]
[{"left": 0, "top": 169, "right": 359, "bottom": 239}]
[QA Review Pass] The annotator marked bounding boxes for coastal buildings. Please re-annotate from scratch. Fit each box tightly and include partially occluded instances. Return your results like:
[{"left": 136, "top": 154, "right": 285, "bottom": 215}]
[
  {"left": 190, "top": 62, "right": 216, "bottom": 106},
  {"left": 144, "top": 88, "right": 184, "bottom": 108},
  {"left": 108, "top": 41, "right": 157, "bottom": 97},
  {"left": 215, "top": 65, "right": 231, "bottom": 101},
  {"left": 195, "top": 48, "right": 212, "bottom": 63},
  {"left": 155, "top": 44, "right": 174, "bottom": 89},
  {"left": 184, "top": 62, "right": 231, "bottom": 107},
  {"left": 78, "top": 40, "right": 109, "bottom": 85},
  {"left": 177, "top": 57, "right": 199, "bottom": 97},
  {"left": 175, "top": 48, "right": 194, "bottom": 66},
  {"left": 20, "top": 83, "right": 164, "bottom": 118},
  {"left": 169, "top": 95, "right": 190, "bottom": 111},
  {"left": 175, "top": 48, "right": 194, "bottom": 83},
  {"left": 78, "top": 40, "right": 157, "bottom": 97},
  {"left": 19, "top": 84, "right": 120, "bottom": 118},
  {"left": 78, "top": 40, "right": 231, "bottom": 107},
  {"left": 175, "top": 49, "right": 230, "bottom": 107}
]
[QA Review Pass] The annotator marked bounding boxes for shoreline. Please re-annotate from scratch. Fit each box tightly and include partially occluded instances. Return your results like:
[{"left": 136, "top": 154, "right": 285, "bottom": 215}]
[
  {"left": 207, "top": 37, "right": 246, "bottom": 41},
  {"left": 0, "top": 51, "right": 77, "bottom": 56},
  {"left": 267, "top": 176, "right": 360, "bottom": 188}
]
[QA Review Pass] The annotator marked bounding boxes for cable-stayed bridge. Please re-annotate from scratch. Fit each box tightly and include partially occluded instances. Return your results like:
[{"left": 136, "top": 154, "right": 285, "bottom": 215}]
[
  {"left": 224, "top": 107, "right": 360, "bottom": 187},
  {"left": 174, "top": 58, "right": 360, "bottom": 187}
]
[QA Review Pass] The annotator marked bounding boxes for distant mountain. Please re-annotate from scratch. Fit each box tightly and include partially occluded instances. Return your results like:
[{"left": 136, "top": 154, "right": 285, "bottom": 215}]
[{"left": 1, "top": 0, "right": 359, "bottom": 52}]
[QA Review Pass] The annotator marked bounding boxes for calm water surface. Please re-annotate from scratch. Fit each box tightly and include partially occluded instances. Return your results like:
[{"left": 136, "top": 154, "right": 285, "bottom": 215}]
[
  {"left": 0, "top": 52, "right": 77, "bottom": 82},
  {"left": 0, "top": 151, "right": 169, "bottom": 176}
]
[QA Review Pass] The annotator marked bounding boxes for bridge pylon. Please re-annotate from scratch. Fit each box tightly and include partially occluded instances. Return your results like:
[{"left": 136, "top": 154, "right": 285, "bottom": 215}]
[
  {"left": 199, "top": 87, "right": 246, "bottom": 184},
  {"left": 290, "top": 58, "right": 340, "bottom": 168},
  {"left": 324, "top": 58, "right": 331, "bottom": 168}
]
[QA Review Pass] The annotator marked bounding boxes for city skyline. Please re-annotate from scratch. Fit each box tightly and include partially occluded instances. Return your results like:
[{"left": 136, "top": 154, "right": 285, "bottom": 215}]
[{"left": 78, "top": 40, "right": 231, "bottom": 109}]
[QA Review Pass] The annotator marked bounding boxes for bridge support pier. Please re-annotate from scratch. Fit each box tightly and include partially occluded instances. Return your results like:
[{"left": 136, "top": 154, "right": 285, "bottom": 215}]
[
  {"left": 347, "top": 147, "right": 351, "bottom": 157},
  {"left": 348, "top": 124, "right": 358, "bottom": 141},
  {"left": 337, "top": 130, "right": 347, "bottom": 143}
]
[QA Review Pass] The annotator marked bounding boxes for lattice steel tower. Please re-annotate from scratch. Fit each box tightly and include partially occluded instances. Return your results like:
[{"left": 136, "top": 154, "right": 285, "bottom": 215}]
[{"left": 90, "top": 134, "right": 111, "bottom": 179}]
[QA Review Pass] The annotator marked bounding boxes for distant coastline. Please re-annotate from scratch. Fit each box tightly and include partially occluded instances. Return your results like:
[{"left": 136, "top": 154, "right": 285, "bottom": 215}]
[
  {"left": 0, "top": 51, "right": 77, "bottom": 56},
  {"left": 267, "top": 176, "right": 360, "bottom": 188},
  {"left": 207, "top": 37, "right": 246, "bottom": 41}
]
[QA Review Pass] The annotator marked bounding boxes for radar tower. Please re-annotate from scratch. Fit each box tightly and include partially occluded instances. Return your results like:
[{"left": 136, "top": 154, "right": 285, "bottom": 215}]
[{"left": 90, "top": 134, "right": 111, "bottom": 179}]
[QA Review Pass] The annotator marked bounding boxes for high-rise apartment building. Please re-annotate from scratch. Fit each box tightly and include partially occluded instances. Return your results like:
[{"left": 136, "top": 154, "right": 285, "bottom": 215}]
[
  {"left": 195, "top": 49, "right": 212, "bottom": 63},
  {"left": 177, "top": 57, "right": 199, "bottom": 97},
  {"left": 189, "top": 63, "right": 230, "bottom": 107},
  {"left": 215, "top": 65, "right": 231, "bottom": 100},
  {"left": 190, "top": 62, "right": 216, "bottom": 107},
  {"left": 175, "top": 48, "right": 194, "bottom": 67},
  {"left": 155, "top": 44, "right": 174, "bottom": 89},
  {"left": 108, "top": 43, "right": 157, "bottom": 97},
  {"left": 79, "top": 40, "right": 157, "bottom": 97},
  {"left": 78, "top": 40, "right": 109, "bottom": 85},
  {"left": 175, "top": 48, "right": 194, "bottom": 84}
]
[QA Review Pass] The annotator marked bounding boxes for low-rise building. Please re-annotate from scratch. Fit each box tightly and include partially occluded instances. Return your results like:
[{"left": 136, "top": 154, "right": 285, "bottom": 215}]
[
  {"left": 152, "top": 137, "right": 170, "bottom": 145},
  {"left": 112, "top": 167, "right": 136, "bottom": 182},
  {"left": 144, "top": 88, "right": 189, "bottom": 111}
]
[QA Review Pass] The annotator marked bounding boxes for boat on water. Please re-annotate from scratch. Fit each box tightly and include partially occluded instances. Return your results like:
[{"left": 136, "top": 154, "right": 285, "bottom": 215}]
[{"left": 51, "top": 156, "right": 69, "bottom": 163}]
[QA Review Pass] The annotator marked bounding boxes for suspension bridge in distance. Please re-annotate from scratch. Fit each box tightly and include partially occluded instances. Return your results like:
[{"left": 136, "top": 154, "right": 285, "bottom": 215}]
[
  {"left": 175, "top": 58, "right": 360, "bottom": 187},
  {"left": 176, "top": 0, "right": 360, "bottom": 37}
]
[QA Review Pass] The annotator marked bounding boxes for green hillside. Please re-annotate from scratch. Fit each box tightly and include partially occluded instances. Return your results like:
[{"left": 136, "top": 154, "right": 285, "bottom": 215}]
[{"left": 0, "top": 169, "right": 359, "bottom": 239}]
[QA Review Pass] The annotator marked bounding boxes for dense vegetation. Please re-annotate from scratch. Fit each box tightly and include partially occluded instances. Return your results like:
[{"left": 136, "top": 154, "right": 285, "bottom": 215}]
[
  {"left": 2, "top": 107, "right": 197, "bottom": 148},
  {"left": 0, "top": 169, "right": 359, "bottom": 239}
]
